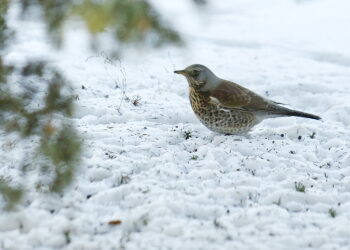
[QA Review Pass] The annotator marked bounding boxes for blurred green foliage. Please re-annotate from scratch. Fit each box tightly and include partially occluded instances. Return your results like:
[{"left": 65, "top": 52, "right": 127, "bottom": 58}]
[
  {"left": 0, "top": 0, "right": 187, "bottom": 209},
  {"left": 0, "top": 0, "right": 11, "bottom": 51},
  {"left": 0, "top": 182, "right": 23, "bottom": 210},
  {"left": 0, "top": 57, "right": 82, "bottom": 209},
  {"left": 20, "top": 0, "right": 182, "bottom": 49}
]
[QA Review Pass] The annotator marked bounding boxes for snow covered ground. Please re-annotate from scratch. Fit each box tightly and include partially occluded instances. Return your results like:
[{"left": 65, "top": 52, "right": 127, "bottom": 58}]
[{"left": 1, "top": 0, "right": 350, "bottom": 249}]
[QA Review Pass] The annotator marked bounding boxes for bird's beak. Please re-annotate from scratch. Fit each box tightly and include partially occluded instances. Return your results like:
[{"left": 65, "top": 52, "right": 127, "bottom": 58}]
[{"left": 174, "top": 69, "right": 187, "bottom": 75}]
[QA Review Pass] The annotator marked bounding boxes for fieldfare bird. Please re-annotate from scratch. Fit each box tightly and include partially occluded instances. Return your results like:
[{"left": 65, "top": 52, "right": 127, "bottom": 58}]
[{"left": 174, "top": 64, "right": 320, "bottom": 134}]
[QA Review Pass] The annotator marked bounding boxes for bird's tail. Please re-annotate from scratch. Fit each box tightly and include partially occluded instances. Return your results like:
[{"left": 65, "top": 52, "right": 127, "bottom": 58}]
[
  {"left": 277, "top": 109, "right": 321, "bottom": 120},
  {"left": 267, "top": 103, "right": 321, "bottom": 120}
]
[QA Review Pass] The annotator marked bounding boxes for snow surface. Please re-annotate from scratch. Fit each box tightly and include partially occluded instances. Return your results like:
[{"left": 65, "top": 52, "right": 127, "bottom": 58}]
[{"left": 1, "top": 0, "right": 350, "bottom": 249}]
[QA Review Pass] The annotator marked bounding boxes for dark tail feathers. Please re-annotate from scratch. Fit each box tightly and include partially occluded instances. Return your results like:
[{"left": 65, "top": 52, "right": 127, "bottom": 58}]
[{"left": 280, "top": 109, "right": 321, "bottom": 120}]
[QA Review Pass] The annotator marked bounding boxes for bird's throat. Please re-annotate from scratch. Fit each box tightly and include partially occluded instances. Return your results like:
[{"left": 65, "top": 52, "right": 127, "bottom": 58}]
[{"left": 189, "top": 87, "right": 211, "bottom": 110}]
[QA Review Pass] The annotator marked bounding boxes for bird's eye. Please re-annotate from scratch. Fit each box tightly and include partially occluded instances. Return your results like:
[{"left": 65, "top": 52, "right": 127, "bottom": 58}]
[{"left": 192, "top": 70, "right": 200, "bottom": 77}]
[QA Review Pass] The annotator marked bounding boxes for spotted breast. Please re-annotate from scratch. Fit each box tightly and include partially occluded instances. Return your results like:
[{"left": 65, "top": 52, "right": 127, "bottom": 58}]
[{"left": 189, "top": 87, "right": 258, "bottom": 134}]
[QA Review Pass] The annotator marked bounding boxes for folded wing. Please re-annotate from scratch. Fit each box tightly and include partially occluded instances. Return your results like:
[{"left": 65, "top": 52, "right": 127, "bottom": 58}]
[
  {"left": 209, "top": 80, "right": 272, "bottom": 112},
  {"left": 209, "top": 80, "right": 321, "bottom": 120}
]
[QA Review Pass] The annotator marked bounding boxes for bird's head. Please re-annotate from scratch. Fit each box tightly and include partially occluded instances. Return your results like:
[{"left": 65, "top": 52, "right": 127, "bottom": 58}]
[{"left": 174, "top": 64, "right": 219, "bottom": 91}]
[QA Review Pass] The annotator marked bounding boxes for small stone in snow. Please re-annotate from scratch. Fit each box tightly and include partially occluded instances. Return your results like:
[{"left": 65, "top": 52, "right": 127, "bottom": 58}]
[{"left": 108, "top": 220, "right": 122, "bottom": 225}]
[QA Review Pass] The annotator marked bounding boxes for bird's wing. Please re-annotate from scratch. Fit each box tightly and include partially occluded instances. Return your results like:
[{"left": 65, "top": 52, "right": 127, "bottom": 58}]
[{"left": 209, "top": 80, "right": 271, "bottom": 111}]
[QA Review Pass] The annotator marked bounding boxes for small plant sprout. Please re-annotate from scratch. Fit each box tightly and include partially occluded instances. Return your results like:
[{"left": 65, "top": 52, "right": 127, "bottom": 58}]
[
  {"left": 309, "top": 132, "right": 316, "bottom": 139},
  {"left": 328, "top": 208, "right": 336, "bottom": 218},
  {"left": 295, "top": 182, "right": 306, "bottom": 193},
  {"left": 183, "top": 130, "right": 193, "bottom": 140},
  {"left": 190, "top": 155, "right": 198, "bottom": 160},
  {"left": 131, "top": 95, "right": 141, "bottom": 106}
]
